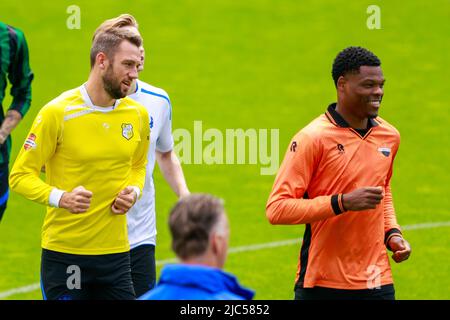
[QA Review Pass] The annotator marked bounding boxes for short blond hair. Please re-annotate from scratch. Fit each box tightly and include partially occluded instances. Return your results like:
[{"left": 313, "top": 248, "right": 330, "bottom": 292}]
[
  {"left": 90, "top": 27, "right": 142, "bottom": 68},
  {"left": 93, "top": 14, "right": 139, "bottom": 41}
]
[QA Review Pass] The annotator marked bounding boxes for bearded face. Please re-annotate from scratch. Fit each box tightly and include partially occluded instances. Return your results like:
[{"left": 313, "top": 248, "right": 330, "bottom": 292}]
[{"left": 102, "top": 63, "right": 129, "bottom": 99}]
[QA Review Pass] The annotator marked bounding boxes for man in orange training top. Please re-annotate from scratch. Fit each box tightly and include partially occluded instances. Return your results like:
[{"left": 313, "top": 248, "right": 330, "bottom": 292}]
[{"left": 266, "top": 46, "right": 411, "bottom": 300}]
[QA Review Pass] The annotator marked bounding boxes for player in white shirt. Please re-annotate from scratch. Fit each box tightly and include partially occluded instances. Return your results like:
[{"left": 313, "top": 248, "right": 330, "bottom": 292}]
[
  {"left": 127, "top": 53, "right": 190, "bottom": 298},
  {"left": 93, "top": 13, "right": 190, "bottom": 298}
]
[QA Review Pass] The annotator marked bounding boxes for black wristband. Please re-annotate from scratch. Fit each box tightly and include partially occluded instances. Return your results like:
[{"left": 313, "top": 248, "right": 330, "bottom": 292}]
[{"left": 331, "top": 194, "right": 344, "bottom": 215}]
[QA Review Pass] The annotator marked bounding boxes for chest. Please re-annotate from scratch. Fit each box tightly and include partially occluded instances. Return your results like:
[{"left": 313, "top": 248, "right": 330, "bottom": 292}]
[
  {"left": 59, "top": 110, "right": 141, "bottom": 162},
  {"left": 317, "top": 131, "right": 396, "bottom": 186}
]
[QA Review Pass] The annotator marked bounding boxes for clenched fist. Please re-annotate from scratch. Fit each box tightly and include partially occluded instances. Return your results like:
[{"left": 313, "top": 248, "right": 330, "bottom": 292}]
[
  {"left": 389, "top": 236, "right": 411, "bottom": 263},
  {"left": 112, "top": 186, "right": 137, "bottom": 214},
  {"left": 59, "top": 186, "right": 93, "bottom": 213},
  {"left": 342, "top": 186, "right": 384, "bottom": 211}
]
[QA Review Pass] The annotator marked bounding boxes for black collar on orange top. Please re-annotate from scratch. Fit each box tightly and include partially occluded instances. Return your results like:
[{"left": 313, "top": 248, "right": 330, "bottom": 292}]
[{"left": 325, "top": 103, "right": 379, "bottom": 139}]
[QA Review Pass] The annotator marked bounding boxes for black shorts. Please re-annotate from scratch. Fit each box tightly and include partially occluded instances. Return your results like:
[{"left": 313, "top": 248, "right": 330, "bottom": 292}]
[
  {"left": 130, "top": 244, "right": 156, "bottom": 298},
  {"left": 294, "top": 283, "right": 395, "bottom": 300},
  {"left": 40, "top": 248, "right": 136, "bottom": 300},
  {"left": 0, "top": 162, "right": 9, "bottom": 221}
]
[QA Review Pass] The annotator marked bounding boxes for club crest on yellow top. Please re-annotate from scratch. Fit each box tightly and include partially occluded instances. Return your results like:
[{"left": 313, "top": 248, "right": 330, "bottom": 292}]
[{"left": 122, "top": 123, "right": 134, "bottom": 140}]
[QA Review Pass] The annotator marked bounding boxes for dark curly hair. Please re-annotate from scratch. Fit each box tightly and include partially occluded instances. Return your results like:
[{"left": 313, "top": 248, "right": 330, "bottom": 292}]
[{"left": 332, "top": 46, "right": 381, "bottom": 87}]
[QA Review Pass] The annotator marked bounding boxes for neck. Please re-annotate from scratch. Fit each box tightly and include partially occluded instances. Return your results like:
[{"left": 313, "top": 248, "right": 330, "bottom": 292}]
[
  {"left": 335, "top": 102, "right": 368, "bottom": 129},
  {"left": 85, "top": 75, "right": 116, "bottom": 107},
  {"left": 127, "top": 79, "right": 137, "bottom": 96},
  {"left": 182, "top": 255, "right": 220, "bottom": 269}
]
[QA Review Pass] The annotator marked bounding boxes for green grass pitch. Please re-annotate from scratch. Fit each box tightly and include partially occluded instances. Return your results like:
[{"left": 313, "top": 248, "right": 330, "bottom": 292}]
[{"left": 0, "top": 0, "right": 449, "bottom": 299}]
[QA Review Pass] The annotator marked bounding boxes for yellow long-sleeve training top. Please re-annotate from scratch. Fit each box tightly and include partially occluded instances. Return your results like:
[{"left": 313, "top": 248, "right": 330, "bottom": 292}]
[{"left": 10, "top": 85, "right": 150, "bottom": 255}]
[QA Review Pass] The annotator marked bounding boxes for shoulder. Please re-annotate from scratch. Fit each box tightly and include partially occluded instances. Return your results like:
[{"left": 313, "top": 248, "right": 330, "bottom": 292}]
[
  {"left": 375, "top": 116, "right": 400, "bottom": 134},
  {"left": 374, "top": 116, "right": 401, "bottom": 144},
  {"left": 136, "top": 80, "right": 171, "bottom": 105},
  {"left": 121, "top": 97, "right": 151, "bottom": 128},
  {"left": 1, "top": 23, "right": 21, "bottom": 35},
  {"left": 292, "top": 114, "right": 331, "bottom": 144},
  {"left": 122, "top": 96, "right": 146, "bottom": 110},
  {"left": 1, "top": 23, "right": 27, "bottom": 47},
  {"left": 41, "top": 88, "right": 83, "bottom": 115},
  {"left": 5, "top": 24, "right": 28, "bottom": 45}
]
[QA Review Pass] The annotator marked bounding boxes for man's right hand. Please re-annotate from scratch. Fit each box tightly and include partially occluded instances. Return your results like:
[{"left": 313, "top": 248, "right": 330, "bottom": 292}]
[
  {"left": 59, "top": 186, "right": 93, "bottom": 213},
  {"left": 342, "top": 186, "right": 384, "bottom": 211}
]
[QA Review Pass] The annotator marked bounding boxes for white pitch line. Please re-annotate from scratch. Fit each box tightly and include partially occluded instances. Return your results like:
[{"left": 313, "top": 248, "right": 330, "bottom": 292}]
[
  {"left": 1, "top": 220, "right": 449, "bottom": 299},
  {"left": 402, "top": 221, "right": 450, "bottom": 230},
  {"left": 228, "top": 238, "right": 300, "bottom": 254},
  {"left": 0, "top": 283, "right": 41, "bottom": 299},
  {"left": 154, "top": 238, "right": 300, "bottom": 266}
]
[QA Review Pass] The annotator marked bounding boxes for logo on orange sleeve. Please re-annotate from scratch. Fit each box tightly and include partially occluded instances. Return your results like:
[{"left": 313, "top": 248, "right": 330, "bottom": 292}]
[{"left": 290, "top": 141, "right": 297, "bottom": 152}]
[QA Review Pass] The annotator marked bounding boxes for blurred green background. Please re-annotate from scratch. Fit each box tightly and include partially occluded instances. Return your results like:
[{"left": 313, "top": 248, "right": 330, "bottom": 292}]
[{"left": 0, "top": 0, "right": 449, "bottom": 299}]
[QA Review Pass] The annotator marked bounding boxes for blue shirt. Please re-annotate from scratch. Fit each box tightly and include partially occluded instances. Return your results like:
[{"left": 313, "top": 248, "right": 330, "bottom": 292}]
[{"left": 139, "top": 264, "right": 255, "bottom": 300}]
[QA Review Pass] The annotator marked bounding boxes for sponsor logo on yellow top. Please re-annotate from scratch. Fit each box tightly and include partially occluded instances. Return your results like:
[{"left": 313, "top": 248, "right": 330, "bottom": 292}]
[{"left": 24, "top": 133, "right": 37, "bottom": 150}]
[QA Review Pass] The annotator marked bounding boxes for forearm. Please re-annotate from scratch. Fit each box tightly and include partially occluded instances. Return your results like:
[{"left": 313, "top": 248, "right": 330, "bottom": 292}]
[
  {"left": 266, "top": 194, "right": 341, "bottom": 225},
  {"left": 0, "top": 110, "right": 22, "bottom": 144},
  {"left": 127, "top": 165, "right": 146, "bottom": 197},
  {"left": 156, "top": 150, "right": 189, "bottom": 198},
  {"left": 9, "top": 165, "right": 57, "bottom": 206},
  {"left": 383, "top": 184, "right": 402, "bottom": 249},
  {"left": 383, "top": 184, "right": 401, "bottom": 233}
]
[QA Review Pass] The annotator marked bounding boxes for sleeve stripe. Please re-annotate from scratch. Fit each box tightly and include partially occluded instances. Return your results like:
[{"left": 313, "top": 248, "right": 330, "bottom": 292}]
[
  {"left": 331, "top": 194, "right": 344, "bottom": 215},
  {"left": 384, "top": 228, "right": 402, "bottom": 251},
  {"left": 384, "top": 228, "right": 402, "bottom": 244},
  {"left": 140, "top": 88, "right": 172, "bottom": 120},
  {"left": 338, "top": 194, "right": 345, "bottom": 213}
]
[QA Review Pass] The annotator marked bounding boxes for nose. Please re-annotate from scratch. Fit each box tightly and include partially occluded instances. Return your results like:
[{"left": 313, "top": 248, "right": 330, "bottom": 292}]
[
  {"left": 373, "top": 85, "right": 383, "bottom": 96},
  {"left": 129, "top": 67, "right": 139, "bottom": 80}
]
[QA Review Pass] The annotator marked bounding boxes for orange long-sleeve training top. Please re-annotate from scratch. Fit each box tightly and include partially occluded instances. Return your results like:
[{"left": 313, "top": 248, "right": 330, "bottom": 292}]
[{"left": 266, "top": 103, "right": 402, "bottom": 290}]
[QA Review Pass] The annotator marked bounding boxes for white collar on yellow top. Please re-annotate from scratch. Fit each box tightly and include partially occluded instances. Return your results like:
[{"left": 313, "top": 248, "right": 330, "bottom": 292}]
[{"left": 79, "top": 84, "right": 121, "bottom": 113}]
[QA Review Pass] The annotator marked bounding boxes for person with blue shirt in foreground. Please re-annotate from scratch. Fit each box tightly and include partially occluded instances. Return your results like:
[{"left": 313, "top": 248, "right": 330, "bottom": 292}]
[{"left": 139, "top": 193, "right": 254, "bottom": 300}]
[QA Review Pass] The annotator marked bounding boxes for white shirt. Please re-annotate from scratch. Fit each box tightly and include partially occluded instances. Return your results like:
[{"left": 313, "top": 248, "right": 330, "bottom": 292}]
[{"left": 127, "top": 80, "right": 174, "bottom": 249}]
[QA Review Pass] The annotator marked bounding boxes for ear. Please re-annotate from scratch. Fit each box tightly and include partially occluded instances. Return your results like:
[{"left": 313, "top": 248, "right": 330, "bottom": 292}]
[
  {"left": 210, "top": 233, "right": 220, "bottom": 255},
  {"left": 96, "top": 52, "right": 108, "bottom": 70},
  {"left": 336, "top": 75, "right": 346, "bottom": 93}
]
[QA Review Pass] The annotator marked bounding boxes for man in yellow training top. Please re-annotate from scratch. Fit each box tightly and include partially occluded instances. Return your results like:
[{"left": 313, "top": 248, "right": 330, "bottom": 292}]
[{"left": 9, "top": 26, "right": 150, "bottom": 300}]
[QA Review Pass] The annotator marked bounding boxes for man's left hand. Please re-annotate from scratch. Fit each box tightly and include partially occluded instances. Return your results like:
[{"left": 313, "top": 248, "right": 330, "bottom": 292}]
[
  {"left": 388, "top": 236, "right": 411, "bottom": 263},
  {"left": 112, "top": 186, "right": 137, "bottom": 214}
]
